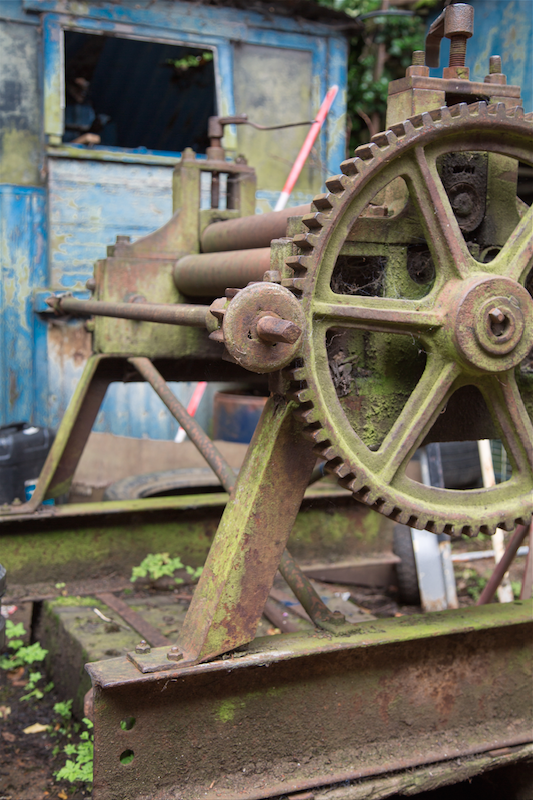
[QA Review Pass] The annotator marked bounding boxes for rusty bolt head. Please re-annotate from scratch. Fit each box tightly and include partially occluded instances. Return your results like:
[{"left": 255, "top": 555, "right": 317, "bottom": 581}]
[
  {"left": 135, "top": 640, "right": 151, "bottom": 654},
  {"left": 167, "top": 645, "right": 184, "bottom": 662},
  {"left": 488, "top": 307, "right": 506, "bottom": 325},
  {"left": 256, "top": 316, "right": 302, "bottom": 345},
  {"left": 86, "top": 277, "right": 96, "bottom": 292}
]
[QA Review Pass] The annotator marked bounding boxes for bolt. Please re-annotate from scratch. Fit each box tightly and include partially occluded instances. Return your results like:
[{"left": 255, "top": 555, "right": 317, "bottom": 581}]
[
  {"left": 449, "top": 35, "right": 467, "bottom": 68},
  {"left": 451, "top": 192, "right": 473, "bottom": 217},
  {"left": 256, "top": 316, "right": 302, "bottom": 345},
  {"left": 488, "top": 308, "right": 505, "bottom": 325},
  {"left": 412, "top": 50, "right": 425, "bottom": 66},
  {"left": 167, "top": 645, "right": 184, "bottom": 662},
  {"left": 489, "top": 55, "right": 502, "bottom": 74},
  {"left": 86, "top": 277, "right": 96, "bottom": 292},
  {"left": 135, "top": 640, "right": 151, "bottom": 654}
]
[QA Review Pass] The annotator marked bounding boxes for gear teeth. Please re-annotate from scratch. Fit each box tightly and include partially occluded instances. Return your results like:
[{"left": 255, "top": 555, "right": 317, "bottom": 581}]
[
  {"left": 391, "top": 509, "right": 411, "bottom": 526},
  {"left": 315, "top": 444, "right": 338, "bottom": 460},
  {"left": 446, "top": 103, "right": 463, "bottom": 118},
  {"left": 438, "top": 105, "right": 453, "bottom": 124},
  {"left": 285, "top": 255, "right": 311, "bottom": 272},
  {"left": 325, "top": 175, "right": 347, "bottom": 194},
  {"left": 285, "top": 366, "right": 306, "bottom": 381},
  {"left": 292, "top": 233, "right": 317, "bottom": 251},
  {"left": 409, "top": 111, "right": 436, "bottom": 130},
  {"left": 509, "top": 106, "right": 524, "bottom": 118},
  {"left": 309, "top": 428, "right": 329, "bottom": 444},
  {"left": 339, "top": 157, "right": 367, "bottom": 177},
  {"left": 289, "top": 387, "right": 314, "bottom": 404},
  {"left": 353, "top": 142, "right": 380, "bottom": 161},
  {"left": 331, "top": 462, "right": 352, "bottom": 480},
  {"left": 426, "top": 520, "right": 446, "bottom": 535},
  {"left": 302, "top": 211, "right": 328, "bottom": 230},
  {"left": 313, "top": 194, "right": 336, "bottom": 211},
  {"left": 487, "top": 102, "right": 508, "bottom": 118},
  {"left": 294, "top": 406, "right": 320, "bottom": 425},
  {"left": 292, "top": 277, "right": 310, "bottom": 292},
  {"left": 371, "top": 130, "right": 398, "bottom": 149}
]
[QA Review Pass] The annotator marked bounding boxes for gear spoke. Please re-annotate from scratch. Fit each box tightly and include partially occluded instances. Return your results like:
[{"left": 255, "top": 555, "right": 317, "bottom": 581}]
[
  {"left": 374, "top": 357, "right": 460, "bottom": 486},
  {"left": 481, "top": 373, "right": 533, "bottom": 480},
  {"left": 492, "top": 204, "right": 533, "bottom": 284},
  {"left": 296, "top": 105, "right": 533, "bottom": 534},
  {"left": 406, "top": 146, "right": 474, "bottom": 281},
  {"left": 312, "top": 297, "right": 442, "bottom": 337}
]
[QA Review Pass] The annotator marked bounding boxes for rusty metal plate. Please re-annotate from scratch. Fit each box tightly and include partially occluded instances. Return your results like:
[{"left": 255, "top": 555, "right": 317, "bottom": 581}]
[{"left": 88, "top": 601, "right": 532, "bottom": 800}]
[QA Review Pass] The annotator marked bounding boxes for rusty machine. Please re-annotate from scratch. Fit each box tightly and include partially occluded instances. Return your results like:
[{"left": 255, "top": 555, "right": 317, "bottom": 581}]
[{"left": 3, "top": 3, "right": 533, "bottom": 798}]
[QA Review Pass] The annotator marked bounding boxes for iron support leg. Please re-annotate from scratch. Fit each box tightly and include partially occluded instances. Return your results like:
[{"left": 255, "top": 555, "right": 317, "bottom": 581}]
[{"left": 176, "top": 395, "right": 316, "bottom": 663}]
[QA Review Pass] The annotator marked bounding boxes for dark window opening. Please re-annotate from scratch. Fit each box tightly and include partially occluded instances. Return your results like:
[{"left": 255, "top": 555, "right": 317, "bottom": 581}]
[{"left": 63, "top": 32, "right": 216, "bottom": 153}]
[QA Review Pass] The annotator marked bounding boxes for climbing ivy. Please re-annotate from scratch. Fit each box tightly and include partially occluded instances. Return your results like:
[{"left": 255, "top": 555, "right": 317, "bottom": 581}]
[{"left": 316, "top": 0, "right": 438, "bottom": 151}]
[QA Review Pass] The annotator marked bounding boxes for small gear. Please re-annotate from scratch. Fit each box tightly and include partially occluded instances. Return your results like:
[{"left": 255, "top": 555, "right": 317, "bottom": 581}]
[
  {"left": 209, "top": 283, "right": 305, "bottom": 373},
  {"left": 286, "top": 102, "right": 533, "bottom": 536}
]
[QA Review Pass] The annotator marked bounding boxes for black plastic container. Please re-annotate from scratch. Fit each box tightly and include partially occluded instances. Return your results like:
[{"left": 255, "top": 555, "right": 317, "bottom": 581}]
[{"left": 0, "top": 422, "right": 54, "bottom": 504}]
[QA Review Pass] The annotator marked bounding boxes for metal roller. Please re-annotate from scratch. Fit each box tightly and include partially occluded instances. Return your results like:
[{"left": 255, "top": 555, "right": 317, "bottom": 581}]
[
  {"left": 200, "top": 203, "right": 310, "bottom": 253},
  {"left": 173, "top": 247, "right": 271, "bottom": 296}
]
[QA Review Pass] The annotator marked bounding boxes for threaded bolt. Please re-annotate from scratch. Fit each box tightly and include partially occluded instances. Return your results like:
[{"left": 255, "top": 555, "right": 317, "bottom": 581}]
[
  {"left": 412, "top": 50, "right": 425, "bottom": 66},
  {"left": 489, "top": 55, "right": 502, "bottom": 74},
  {"left": 449, "top": 35, "right": 467, "bottom": 68}
]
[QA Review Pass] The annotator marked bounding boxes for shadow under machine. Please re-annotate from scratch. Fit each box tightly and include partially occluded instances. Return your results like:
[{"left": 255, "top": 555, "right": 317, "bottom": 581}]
[{"left": 4, "top": 4, "right": 533, "bottom": 797}]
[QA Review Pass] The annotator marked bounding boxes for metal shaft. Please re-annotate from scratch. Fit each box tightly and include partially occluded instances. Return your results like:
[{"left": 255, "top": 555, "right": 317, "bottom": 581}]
[
  {"left": 200, "top": 203, "right": 311, "bottom": 253},
  {"left": 476, "top": 522, "right": 530, "bottom": 605},
  {"left": 48, "top": 296, "right": 209, "bottom": 327},
  {"left": 279, "top": 549, "right": 347, "bottom": 630},
  {"left": 173, "top": 248, "right": 271, "bottom": 296}
]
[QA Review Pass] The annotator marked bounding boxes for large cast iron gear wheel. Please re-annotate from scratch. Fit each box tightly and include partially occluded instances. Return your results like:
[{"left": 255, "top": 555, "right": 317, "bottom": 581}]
[{"left": 287, "top": 102, "right": 533, "bottom": 537}]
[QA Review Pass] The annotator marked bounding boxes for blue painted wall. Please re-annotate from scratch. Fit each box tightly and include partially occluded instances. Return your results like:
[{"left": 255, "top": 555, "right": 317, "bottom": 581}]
[
  {"left": 0, "top": 186, "right": 48, "bottom": 427},
  {"left": 0, "top": 0, "right": 349, "bottom": 439}
]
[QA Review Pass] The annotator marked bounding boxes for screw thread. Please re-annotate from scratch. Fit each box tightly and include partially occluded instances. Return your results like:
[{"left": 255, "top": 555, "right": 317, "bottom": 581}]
[
  {"left": 449, "top": 35, "right": 467, "bottom": 68},
  {"left": 412, "top": 50, "right": 425, "bottom": 66}
]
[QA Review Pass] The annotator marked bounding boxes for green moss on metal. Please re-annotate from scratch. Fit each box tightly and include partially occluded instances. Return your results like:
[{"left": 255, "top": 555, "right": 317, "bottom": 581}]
[
  {"left": 48, "top": 595, "right": 108, "bottom": 609},
  {"left": 1, "top": 517, "right": 217, "bottom": 584}
]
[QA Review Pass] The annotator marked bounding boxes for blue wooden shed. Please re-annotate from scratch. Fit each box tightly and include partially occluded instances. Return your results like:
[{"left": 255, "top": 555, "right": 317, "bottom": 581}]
[{"left": 0, "top": 0, "right": 351, "bottom": 439}]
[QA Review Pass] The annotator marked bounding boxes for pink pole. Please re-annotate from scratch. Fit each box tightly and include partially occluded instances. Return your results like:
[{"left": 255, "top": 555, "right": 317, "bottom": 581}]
[
  {"left": 175, "top": 381, "right": 208, "bottom": 443},
  {"left": 274, "top": 85, "right": 339, "bottom": 212}
]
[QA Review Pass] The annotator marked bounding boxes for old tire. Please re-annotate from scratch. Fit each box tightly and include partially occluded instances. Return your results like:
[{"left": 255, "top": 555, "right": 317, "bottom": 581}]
[
  {"left": 392, "top": 524, "right": 421, "bottom": 606},
  {"left": 103, "top": 467, "right": 225, "bottom": 501}
]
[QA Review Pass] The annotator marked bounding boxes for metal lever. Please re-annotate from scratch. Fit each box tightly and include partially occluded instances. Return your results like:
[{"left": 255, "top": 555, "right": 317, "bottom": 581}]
[{"left": 425, "top": 3, "right": 474, "bottom": 69}]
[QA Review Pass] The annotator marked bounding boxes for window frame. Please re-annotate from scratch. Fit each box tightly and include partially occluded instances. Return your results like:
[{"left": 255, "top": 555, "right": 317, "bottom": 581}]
[{"left": 40, "top": 8, "right": 346, "bottom": 172}]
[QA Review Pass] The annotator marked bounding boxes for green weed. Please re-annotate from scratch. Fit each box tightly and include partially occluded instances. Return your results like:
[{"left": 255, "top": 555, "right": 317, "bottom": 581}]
[
  {"left": 0, "top": 620, "right": 48, "bottom": 671},
  {"left": 131, "top": 552, "right": 202, "bottom": 584}
]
